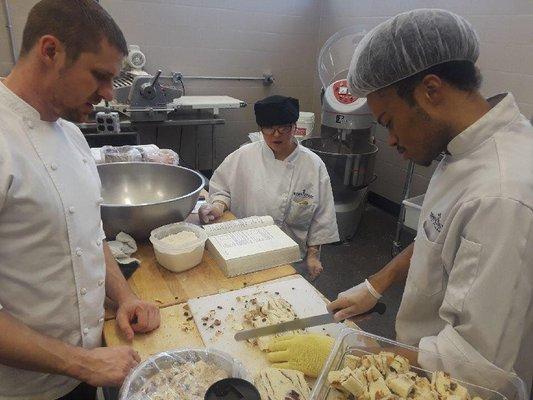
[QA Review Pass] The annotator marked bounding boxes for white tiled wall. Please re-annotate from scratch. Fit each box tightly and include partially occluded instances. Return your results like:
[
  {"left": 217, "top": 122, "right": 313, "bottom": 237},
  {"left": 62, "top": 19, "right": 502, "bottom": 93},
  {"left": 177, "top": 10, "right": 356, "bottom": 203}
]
[
  {"left": 0, "top": 0, "right": 322, "bottom": 170},
  {"left": 314, "top": 0, "right": 533, "bottom": 203},
  {"left": 1, "top": 0, "right": 532, "bottom": 203}
]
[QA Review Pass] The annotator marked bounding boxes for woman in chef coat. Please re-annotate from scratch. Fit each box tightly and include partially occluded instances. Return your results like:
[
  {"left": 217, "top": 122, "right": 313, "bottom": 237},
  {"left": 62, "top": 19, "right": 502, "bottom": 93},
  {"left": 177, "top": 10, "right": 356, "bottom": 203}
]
[{"left": 199, "top": 95, "right": 339, "bottom": 279}]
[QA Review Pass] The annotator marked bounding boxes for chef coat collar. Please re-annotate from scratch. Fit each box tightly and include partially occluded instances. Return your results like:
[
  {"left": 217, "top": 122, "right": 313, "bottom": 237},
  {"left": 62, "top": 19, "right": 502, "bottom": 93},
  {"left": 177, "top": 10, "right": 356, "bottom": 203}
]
[
  {"left": 0, "top": 80, "right": 45, "bottom": 123},
  {"left": 447, "top": 93, "right": 520, "bottom": 157},
  {"left": 261, "top": 138, "right": 301, "bottom": 163}
]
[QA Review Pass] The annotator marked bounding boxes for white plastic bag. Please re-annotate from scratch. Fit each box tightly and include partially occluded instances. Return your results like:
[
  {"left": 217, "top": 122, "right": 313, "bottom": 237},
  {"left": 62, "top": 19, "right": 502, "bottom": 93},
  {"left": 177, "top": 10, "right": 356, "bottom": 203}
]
[{"left": 101, "top": 145, "right": 142, "bottom": 163}]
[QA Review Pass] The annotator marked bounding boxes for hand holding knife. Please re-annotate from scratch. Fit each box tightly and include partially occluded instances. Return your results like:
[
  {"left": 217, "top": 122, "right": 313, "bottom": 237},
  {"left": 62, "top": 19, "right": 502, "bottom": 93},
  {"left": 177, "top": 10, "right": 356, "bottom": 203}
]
[{"left": 234, "top": 302, "right": 386, "bottom": 341}]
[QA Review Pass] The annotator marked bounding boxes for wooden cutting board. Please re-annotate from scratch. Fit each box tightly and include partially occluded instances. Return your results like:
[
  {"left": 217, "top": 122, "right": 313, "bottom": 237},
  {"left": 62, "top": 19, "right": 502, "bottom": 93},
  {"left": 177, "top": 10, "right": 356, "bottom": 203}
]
[
  {"left": 187, "top": 275, "right": 346, "bottom": 377},
  {"left": 103, "top": 303, "right": 203, "bottom": 361}
]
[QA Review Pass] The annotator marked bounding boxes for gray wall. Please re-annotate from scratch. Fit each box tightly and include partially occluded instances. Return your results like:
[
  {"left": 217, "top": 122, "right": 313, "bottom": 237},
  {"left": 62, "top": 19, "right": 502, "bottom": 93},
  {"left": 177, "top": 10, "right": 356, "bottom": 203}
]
[
  {"left": 0, "top": 0, "right": 322, "bottom": 170},
  {"left": 2, "top": 1, "right": 532, "bottom": 203},
  {"left": 314, "top": 0, "right": 533, "bottom": 202}
]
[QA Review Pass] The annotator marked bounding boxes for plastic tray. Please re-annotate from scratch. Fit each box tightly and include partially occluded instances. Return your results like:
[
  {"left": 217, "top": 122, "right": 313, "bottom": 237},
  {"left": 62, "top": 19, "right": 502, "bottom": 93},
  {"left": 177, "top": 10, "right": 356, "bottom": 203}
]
[
  {"left": 311, "top": 328, "right": 527, "bottom": 400},
  {"left": 119, "top": 348, "right": 251, "bottom": 400},
  {"left": 402, "top": 194, "right": 425, "bottom": 231}
]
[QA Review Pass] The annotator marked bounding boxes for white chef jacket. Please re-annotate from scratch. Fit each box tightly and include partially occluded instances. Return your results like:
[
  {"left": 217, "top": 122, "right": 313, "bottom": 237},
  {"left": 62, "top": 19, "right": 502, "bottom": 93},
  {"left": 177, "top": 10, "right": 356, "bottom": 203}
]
[
  {"left": 208, "top": 140, "right": 339, "bottom": 255},
  {"left": 396, "top": 93, "right": 533, "bottom": 394},
  {"left": 0, "top": 82, "right": 106, "bottom": 399}
]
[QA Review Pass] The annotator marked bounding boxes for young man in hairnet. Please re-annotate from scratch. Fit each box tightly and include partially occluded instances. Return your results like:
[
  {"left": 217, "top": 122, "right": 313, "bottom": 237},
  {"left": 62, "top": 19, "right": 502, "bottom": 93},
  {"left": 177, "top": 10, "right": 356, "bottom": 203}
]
[
  {"left": 0, "top": 1, "right": 160, "bottom": 398},
  {"left": 327, "top": 9, "right": 532, "bottom": 393},
  {"left": 199, "top": 95, "right": 339, "bottom": 280}
]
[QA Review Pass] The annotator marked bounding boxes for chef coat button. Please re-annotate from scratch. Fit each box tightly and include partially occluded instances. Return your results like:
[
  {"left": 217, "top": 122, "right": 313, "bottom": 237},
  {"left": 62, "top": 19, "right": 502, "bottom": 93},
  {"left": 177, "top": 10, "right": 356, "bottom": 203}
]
[
  {"left": 27, "top": 120, "right": 34, "bottom": 129},
  {"left": 82, "top": 158, "right": 88, "bottom": 163},
  {"left": 83, "top": 328, "right": 89, "bottom": 335},
  {"left": 99, "top": 317, "right": 104, "bottom": 324},
  {"left": 98, "top": 279, "right": 104, "bottom": 287},
  {"left": 96, "top": 197, "right": 104, "bottom": 205},
  {"left": 96, "top": 239, "right": 102, "bottom": 246},
  {"left": 76, "top": 248, "right": 83, "bottom": 257},
  {"left": 80, "top": 288, "right": 87, "bottom": 295},
  {"left": 50, "top": 163, "right": 58, "bottom": 171},
  {"left": 68, "top": 206, "right": 75, "bottom": 214}
]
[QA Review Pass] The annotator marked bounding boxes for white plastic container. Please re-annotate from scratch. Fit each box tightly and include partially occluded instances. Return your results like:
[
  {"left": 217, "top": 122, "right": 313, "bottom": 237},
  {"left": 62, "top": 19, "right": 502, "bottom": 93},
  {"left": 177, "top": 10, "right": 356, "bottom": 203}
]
[
  {"left": 295, "top": 111, "right": 315, "bottom": 140},
  {"left": 149, "top": 222, "right": 207, "bottom": 272},
  {"left": 402, "top": 193, "right": 425, "bottom": 230}
]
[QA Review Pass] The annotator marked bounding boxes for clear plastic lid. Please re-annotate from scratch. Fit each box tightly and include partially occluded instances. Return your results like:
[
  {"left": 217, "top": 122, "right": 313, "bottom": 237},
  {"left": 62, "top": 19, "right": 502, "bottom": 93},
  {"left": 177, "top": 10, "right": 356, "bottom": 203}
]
[
  {"left": 312, "top": 328, "right": 527, "bottom": 400},
  {"left": 318, "top": 26, "right": 367, "bottom": 89},
  {"left": 119, "top": 348, "right": 251, "bottom": 400}
]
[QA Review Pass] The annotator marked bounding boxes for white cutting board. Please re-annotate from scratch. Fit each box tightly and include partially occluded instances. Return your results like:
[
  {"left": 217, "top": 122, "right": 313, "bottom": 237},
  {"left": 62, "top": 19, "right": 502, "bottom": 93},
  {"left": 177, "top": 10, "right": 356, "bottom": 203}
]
[{"left": 187, "top": 275, "right": 345, "bottom": 377}]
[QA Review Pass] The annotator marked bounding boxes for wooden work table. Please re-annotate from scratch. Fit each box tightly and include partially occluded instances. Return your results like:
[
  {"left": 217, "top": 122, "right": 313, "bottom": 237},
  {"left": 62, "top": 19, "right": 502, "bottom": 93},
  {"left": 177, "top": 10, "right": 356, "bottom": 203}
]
[
  {"left": 102, "top": 211, "right": 359, "bottom": 363},
  {"left": 104, "top": 212, "right": 297, "bottom": 319}
]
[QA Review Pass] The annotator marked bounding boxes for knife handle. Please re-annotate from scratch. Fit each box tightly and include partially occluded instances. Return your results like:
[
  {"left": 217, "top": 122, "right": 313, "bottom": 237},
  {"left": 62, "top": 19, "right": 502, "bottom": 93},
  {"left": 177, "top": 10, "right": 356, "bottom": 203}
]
[
  {"left": 359, "top": 302, "right": 386, "bottom": 317},
  {"left": 334, "top": 301, "right": 386, "bottom": 322}
]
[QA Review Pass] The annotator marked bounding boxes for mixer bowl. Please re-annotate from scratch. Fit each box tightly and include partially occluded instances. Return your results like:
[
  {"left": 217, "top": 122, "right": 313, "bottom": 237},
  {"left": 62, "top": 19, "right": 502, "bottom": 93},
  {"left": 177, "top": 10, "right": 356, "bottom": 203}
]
[
  {"left": 97, "top": 162, "right": 205, "bottom": 240},
  {"left": 301, "top": 138, "right": 377, "bottom": 199}
]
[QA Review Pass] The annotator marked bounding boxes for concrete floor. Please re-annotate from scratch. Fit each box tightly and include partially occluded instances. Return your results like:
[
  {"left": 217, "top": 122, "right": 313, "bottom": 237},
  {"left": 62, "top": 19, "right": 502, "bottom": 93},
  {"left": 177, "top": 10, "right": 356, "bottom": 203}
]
[{"left": 295, "top": 204, "right": 414, "bottom": 340}]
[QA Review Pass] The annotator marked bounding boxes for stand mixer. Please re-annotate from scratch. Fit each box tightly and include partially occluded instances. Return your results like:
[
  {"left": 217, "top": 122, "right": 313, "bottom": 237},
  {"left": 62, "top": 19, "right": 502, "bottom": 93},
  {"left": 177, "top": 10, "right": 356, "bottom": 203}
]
[{"left": 302, "top": 26, "right": 378, "bottom": 241}]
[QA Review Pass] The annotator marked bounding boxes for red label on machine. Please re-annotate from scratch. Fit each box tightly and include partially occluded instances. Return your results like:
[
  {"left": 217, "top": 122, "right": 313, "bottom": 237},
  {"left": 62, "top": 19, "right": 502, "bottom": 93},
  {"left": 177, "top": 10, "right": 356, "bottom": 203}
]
[
  {"left": 333, "top": 79, "right": 357, "bottom": 104},
  {"left": 295, "top": 127, "right": 307, "bottom": 137}
]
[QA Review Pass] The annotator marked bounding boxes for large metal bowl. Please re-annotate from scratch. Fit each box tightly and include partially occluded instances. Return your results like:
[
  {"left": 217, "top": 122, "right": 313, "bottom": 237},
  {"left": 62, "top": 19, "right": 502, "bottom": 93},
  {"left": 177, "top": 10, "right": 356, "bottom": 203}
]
[
  {"left": 301, "top": 138, "right": 378, "bottom": 200},
  {"left": 97, "top": 162, "right": 205, "bottom": 240}
]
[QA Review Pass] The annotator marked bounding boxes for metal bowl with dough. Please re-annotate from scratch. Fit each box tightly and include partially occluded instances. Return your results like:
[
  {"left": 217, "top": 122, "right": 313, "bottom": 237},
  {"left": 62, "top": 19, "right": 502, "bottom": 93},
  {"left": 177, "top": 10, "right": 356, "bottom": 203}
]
[{"left": 97, "top": 162, "right": 205, "bottom": 240}]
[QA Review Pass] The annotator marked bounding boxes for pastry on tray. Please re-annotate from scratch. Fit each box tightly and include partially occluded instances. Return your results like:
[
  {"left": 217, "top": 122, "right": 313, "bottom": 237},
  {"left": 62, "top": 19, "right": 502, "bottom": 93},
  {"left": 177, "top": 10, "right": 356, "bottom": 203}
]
[
  {"left": 327, "top": 352, "right": 483, "bottom": 400},
  {"left": 256, "top": 368, "right": 311, "bottom": 400}
]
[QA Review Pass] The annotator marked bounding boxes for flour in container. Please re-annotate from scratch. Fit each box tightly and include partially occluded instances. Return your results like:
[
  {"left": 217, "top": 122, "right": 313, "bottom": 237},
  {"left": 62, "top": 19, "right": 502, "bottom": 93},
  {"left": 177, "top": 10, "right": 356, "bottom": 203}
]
[{"left": 161, "top": 231, "right": 198, "bottom": 247}]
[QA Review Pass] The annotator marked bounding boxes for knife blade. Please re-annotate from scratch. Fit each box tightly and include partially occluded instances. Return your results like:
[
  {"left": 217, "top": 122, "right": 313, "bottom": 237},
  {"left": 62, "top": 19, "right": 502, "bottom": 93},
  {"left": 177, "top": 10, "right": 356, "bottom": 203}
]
[{"left": 234, "top": 302, "right": 386, "bottom": 341}]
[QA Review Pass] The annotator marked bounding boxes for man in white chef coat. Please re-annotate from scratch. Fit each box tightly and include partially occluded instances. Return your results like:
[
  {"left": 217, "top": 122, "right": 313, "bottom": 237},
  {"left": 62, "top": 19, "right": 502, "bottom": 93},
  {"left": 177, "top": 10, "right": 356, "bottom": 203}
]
[
  {"left": 327, "top": 9, "right": 533, "bottom": 394},
  {"left": 0, "top": 1, "right": 160, "bottom": 399},
  {"left": 199, "top": 95, "right": 339, "bottom": 280}
]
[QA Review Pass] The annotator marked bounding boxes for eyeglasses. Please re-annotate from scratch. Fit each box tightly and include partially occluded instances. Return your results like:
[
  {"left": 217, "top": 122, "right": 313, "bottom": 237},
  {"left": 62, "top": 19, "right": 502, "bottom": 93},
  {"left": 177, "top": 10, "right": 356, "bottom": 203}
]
[{"left": 260, "top": 124, "right": 294, "bottom": 135}]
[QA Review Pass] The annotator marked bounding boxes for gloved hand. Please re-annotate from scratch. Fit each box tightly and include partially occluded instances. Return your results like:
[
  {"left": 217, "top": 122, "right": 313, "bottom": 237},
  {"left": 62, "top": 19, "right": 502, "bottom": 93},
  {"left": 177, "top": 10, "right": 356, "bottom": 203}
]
[
  {"left": 327, "top": 279, "right": 381, "bottom": 322},
  {"left": 198, "top": 202, "right": 225, "bottom": 224},
  {"left": 306, "top": 256, "right": 323, "bottom": 281},
  {"left": 267, "top": 333, "right": 334, "bottom": 378}
]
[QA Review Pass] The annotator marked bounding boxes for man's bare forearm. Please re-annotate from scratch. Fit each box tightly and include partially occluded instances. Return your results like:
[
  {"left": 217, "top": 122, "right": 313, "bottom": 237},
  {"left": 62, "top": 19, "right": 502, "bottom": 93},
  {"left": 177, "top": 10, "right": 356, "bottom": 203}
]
[
  {"left": 306, "top": 245, "right": 320, "bottom": 259},
  {"left": 368, "top": 242, "right": 414, "bottom": 295},
  {"left": 103, "top": 241, "right": 137, "bottom": 305},
  {"left": 0, "top": 311, "right": 86, "bottom": 378}
]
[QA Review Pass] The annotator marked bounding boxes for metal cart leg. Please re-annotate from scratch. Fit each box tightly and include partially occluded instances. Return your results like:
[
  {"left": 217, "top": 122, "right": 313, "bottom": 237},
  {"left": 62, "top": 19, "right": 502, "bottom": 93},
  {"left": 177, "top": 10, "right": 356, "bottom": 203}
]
[
  {"left": 392, "top": 160, "right": 415, "bottom": 257},
  {"left": 211, "top": 124, "right": 216, "bottom": 171}
]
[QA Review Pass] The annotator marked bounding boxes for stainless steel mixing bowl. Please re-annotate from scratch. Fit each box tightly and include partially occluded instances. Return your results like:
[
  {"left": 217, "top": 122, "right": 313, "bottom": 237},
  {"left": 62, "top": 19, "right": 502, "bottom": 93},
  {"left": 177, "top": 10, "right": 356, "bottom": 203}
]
[
  {"left": 97, "top": 162, "right": 205, "bottom": 240},
  {"left": 301, "top": 137, "right": 377, "bottom": 200}
]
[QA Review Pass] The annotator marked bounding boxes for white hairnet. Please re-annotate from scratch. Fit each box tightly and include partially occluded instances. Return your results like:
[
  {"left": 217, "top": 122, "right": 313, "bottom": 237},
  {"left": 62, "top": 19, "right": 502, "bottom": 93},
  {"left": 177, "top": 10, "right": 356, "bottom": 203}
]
[{"left": 347, "top": 9, "right": 480, "bottom": 97}]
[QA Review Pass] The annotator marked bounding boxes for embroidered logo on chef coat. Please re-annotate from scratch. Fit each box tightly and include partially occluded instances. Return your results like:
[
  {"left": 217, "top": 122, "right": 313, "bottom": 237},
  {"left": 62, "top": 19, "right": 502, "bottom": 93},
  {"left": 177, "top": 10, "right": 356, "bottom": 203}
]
[
  {"left": 292, "top": 189, "right": 314, "bottom": 205},
  {"left": 429, "top": 211, "right": 443, "bottom": 233}
]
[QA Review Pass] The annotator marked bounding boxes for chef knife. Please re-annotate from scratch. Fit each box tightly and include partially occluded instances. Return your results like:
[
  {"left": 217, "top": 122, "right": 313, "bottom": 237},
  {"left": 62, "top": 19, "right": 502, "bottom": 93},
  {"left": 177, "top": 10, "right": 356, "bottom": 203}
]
[{"left": 234, "top": 302, "right": 386, "bottom": 341}]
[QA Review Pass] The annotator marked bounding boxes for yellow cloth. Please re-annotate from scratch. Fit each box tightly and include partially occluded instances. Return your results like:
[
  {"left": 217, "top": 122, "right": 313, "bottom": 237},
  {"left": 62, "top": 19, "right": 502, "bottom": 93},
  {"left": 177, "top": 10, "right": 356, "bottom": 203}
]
[{"left": 267, "top": 333, "right": 334, "bottom": 378}]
